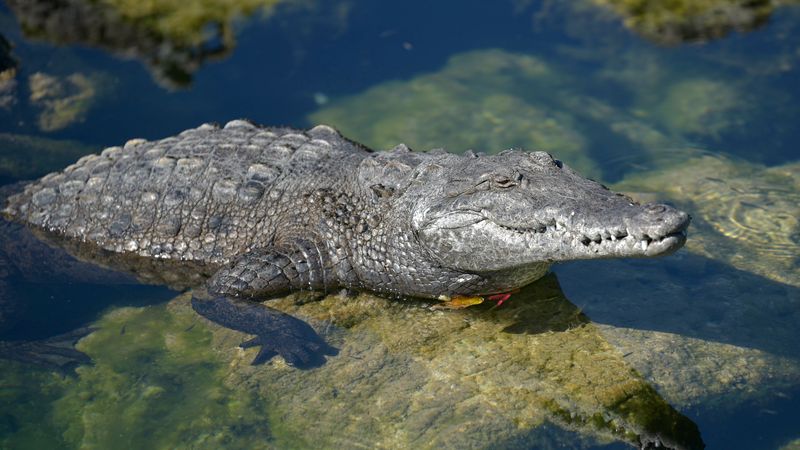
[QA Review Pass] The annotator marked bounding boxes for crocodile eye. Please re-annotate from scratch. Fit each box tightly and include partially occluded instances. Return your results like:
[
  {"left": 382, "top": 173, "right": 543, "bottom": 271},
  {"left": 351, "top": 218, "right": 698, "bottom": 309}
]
[{"left": 493, "top": 175, "right": 517, "bottom": 188}]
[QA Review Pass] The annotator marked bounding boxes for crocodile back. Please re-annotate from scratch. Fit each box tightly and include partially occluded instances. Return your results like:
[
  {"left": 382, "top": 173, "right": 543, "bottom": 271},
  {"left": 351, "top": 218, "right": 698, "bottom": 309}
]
[{"left": 4, "top": 121, "right": 370, "bottom": 264}]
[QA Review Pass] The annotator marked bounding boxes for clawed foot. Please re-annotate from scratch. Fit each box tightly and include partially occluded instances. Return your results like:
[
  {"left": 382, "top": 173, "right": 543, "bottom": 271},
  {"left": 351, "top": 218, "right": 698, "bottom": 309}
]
[
  {"left": 191, "top": 296, "right": 338, "bottom": 369},
  {"left": 486, "top": 289, "right": 519, "bottom": 307}
]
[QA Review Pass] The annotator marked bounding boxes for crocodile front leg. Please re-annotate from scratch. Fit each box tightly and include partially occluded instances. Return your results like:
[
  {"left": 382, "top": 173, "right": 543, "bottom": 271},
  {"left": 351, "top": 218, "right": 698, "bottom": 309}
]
[
  {"left": 193, "top": 240, "right": 338, "bottom": 367},
  {"left": 207, "top": 240, "right": 337, "bottom": 299}
]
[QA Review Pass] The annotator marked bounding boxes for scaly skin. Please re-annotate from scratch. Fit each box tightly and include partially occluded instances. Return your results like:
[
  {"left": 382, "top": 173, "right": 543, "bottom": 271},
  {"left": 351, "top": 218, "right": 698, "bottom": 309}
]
[{"left": 3, "top": 120, "right": 690, "bottom": 302}]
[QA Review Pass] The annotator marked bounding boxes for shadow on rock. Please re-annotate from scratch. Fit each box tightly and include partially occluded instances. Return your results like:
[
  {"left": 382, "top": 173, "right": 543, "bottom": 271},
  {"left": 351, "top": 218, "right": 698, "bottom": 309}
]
[{"left": 191, "top": 295, "right": 338, "bottom": 369}]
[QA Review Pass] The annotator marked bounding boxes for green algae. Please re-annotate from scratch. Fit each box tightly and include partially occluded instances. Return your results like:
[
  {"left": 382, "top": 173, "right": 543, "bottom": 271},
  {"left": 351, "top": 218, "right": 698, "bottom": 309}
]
[
  {"left": 651, "top": 78, "right": 747, "bottom": 141},
  {"left": 782, "top": 437, "right": 800, "bottom": 450},
  {"left": 51, "top": 303, "right": 272, "bottom": 449},
  {"left": 0, "top": 363, "right": 71, "bottom": 450},
  {"left": 307, "top": 46, "right": 781, "bottom": 182},
  {"left": 309, "top": 49, "right": 601, "bottom": 180},
  {"left": 0, "top": 133, "right": 94, "bottom": 181}
]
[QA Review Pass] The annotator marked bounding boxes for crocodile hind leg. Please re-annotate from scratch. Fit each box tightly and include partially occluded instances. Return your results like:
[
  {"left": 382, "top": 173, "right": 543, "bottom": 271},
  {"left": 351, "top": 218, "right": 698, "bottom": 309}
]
[{"left": 193, "top": 242, "right": 338, "bottom": 367}]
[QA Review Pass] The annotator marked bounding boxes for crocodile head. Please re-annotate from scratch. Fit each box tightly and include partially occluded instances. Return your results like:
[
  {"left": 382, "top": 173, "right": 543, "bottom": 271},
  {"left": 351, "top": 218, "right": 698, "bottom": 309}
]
[{"left": 406, "top": 150, "right": 690, "bottom": 273}]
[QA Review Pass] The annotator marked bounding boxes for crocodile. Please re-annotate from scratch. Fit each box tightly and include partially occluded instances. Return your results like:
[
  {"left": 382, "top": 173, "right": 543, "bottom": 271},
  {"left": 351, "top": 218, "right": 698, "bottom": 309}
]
[{"left": 2, "top": 120, "right": 690, "bottom": 364}]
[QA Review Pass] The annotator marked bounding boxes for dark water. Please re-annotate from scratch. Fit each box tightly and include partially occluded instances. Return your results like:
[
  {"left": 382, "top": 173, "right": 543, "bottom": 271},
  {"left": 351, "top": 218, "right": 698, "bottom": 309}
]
[{"left": 0, "top": 1, "right": 799, "bottom": 449}]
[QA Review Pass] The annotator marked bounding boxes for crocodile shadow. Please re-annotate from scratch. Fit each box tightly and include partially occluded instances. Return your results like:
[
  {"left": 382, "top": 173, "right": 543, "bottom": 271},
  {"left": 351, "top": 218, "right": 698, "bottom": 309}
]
[{"left": 554, "top": 252, "right": 800, "bottom": 360}]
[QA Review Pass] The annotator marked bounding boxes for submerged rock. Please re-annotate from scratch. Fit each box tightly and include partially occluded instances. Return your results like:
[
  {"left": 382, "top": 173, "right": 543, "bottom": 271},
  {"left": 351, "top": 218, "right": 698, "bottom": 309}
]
[
  {"left": 1, "top": 274, "right": 705, "bottom": 449},
  {"left": 310, "top": 49, "right": 602, "bottom": 180},
  {"left": 614, "top": 153, "right": 800, "bottom": 288},
  {"left": 557, "top": 253, "right": 800, "bottom": 411},
  {"left": 58, "top": 275, "right": 705, "bottom": 448},
  {"left": 51, "top": 304, "right": 273, "bottom": 449}
]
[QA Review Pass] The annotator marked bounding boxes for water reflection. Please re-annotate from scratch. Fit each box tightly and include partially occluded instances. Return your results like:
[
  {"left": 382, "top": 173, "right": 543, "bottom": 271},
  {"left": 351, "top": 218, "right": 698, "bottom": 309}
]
[
  {"left": 0, "top": 33, "right": 16, "bottom": 110},
  {"left": 3, "top": 0, "right": 290, "bottom": 88}
]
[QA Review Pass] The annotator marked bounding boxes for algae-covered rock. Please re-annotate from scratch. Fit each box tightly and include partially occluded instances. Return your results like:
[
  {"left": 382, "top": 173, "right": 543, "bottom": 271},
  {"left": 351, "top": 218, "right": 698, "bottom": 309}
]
[
  {"left": 781, "top": 437, "right": 800, "bottom": 450},
  {"left": 0, "top": 133, "right": 94, "bottom": 181},
  {"left": 652, "top": 78, "right": 748, "bottom": 141},
  {"left": 310, "top": 49, "right": 601, "bottom": 180},
  {"left": 28, "top": 72, "right": 111, "bottom": 132},
  {"left": 593, "top": 47, "right": 758, "bottom": 145},
  {"left": 587, "top": 0, "right": 797, "bottom": 44},
  {"left": 0, "top": 363, "right": 71, "bottom": 450},
  {"left": 180, "top": 275, "right": 700, "bottom": 449},
  {"left": 5, "top": 0, "right": 289, "bottom": 88},
  {"left": 614, "top": 153, "right": 800, "bottom": 287},
  {"left": 53, "top": 303, "right": 272, "bottom": 449},
  {"left": 9, "top": 275, "right": 704, "bottom": 449}
]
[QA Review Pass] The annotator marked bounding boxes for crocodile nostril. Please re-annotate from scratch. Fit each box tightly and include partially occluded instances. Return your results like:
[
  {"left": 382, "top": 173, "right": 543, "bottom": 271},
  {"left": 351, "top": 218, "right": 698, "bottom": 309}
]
[{"left": 645, "top": 204, "right": 667, "bottom": 214}]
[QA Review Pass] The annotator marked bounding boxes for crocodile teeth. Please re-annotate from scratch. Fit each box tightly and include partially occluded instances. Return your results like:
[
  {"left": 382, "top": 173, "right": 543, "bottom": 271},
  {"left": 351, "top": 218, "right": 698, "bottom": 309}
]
[{"left": 639, "top": 240, "right": 648, "bottom": 251}]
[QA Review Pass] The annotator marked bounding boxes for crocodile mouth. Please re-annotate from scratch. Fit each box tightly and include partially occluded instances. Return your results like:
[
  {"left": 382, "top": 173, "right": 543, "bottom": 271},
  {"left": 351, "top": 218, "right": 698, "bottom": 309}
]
[
  {"left": 418, "top": 207, "right": 689, "bottom": 263},
  {"left": 491, "top": 216, "right": 690, "bottom": 259}
]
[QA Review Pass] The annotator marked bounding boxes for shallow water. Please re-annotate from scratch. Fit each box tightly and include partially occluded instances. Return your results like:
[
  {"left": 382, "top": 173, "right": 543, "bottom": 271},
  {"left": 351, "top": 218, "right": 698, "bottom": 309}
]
[{"left": 0, "top": 0, "right": 799, "bottom": 449}]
